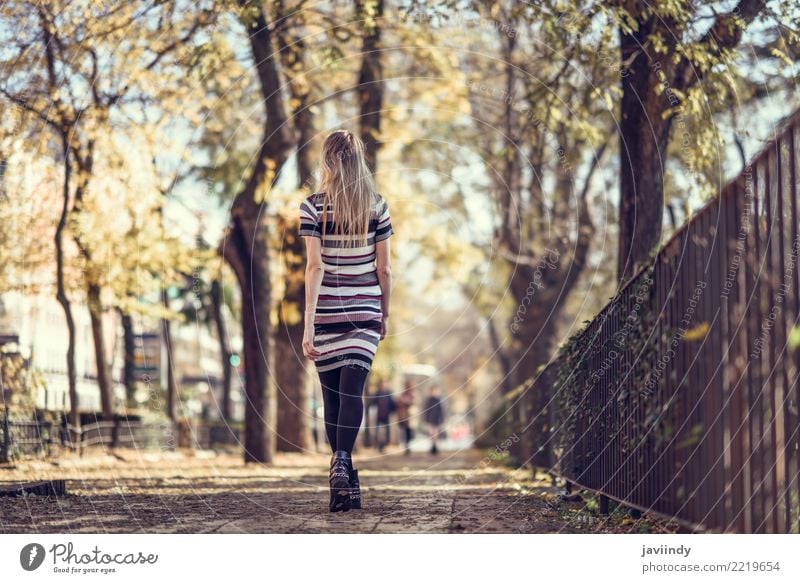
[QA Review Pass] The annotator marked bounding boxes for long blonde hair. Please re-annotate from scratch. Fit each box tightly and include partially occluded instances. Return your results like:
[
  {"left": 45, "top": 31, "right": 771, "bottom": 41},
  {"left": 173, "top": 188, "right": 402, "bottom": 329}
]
[{"left": 318, "top": 129, "right": 377, "bottom": 247}]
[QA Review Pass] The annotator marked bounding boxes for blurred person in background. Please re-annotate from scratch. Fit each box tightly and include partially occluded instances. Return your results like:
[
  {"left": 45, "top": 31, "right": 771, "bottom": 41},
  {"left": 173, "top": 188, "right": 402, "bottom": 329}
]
[
  {"left": 396, "top": 380, "right": 415, "bottom": 455},
  {"left": 373, "top": 378, "right": 396, "bottom": 453},
  {"left": 424, "top": 385, "right": 445, "bottom": 455}
]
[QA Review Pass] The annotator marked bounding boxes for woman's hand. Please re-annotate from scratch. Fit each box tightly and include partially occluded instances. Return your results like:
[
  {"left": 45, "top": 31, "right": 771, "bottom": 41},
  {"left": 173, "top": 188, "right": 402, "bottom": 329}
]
[
  {"left": 380, "top": 315, "right": 389, "bottom": 340},
  {"left": 302, "top": 324, "right": 321, "bottom": 360}
]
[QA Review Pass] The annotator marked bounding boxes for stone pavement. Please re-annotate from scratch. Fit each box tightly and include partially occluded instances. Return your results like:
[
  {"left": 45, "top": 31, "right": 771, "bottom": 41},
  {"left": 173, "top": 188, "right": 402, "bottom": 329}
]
[{"left": 0, "top": 447, "right": 672, "bottom": 533}]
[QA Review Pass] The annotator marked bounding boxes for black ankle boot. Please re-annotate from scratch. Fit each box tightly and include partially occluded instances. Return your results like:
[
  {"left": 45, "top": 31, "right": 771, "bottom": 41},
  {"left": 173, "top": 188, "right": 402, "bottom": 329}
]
[
  {"left": 329, "top": 450, "right": 352, "bottom": 513},
  {"left": 349, "top": 465, "right": 362, "bottom": 510}
]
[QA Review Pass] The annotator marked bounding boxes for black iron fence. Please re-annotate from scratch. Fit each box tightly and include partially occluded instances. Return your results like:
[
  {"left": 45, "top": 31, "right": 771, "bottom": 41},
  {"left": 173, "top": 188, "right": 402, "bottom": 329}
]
[
  {"left": 1, "top": 416, "right": 243, "bottom": 462},
  {"left": 0, "top": 416, "right": 55, "bottom": 461},
  {"left": 506, "top": 111, "right": 800, "bottom": 533},
  {"left": 60, "top": 419, "right": 177, "bottom": 452},
  {"left": 193, "top": 421, "right": 243, "bottom": 450}
]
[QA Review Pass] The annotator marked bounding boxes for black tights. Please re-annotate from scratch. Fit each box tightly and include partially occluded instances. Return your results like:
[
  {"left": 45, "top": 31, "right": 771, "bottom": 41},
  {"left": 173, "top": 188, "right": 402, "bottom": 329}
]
[{"left": 318, "top": 365, "right": 369, "bottom": 454}]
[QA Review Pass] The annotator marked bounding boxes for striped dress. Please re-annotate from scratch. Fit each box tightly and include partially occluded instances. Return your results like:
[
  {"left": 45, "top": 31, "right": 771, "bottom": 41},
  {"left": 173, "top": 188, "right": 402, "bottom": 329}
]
[{"left": 299, "top": 192, "right": 394, "bottom": 372}]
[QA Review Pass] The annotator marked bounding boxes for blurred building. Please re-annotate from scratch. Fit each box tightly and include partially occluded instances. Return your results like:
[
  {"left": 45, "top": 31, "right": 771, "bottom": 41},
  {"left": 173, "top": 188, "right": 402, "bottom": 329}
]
[
  {"left": 0, "top": 290, "right": 124, "bottom": 412},
  {"left": 0, "top": 290, "right": 241, "bottom": 420}
]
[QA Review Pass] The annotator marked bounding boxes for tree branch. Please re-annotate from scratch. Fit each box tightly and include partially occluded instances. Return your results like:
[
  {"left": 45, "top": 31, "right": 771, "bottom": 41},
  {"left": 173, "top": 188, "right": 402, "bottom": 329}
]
[{"left": 674, "top": 0, "right": 767, "bottom": 91}]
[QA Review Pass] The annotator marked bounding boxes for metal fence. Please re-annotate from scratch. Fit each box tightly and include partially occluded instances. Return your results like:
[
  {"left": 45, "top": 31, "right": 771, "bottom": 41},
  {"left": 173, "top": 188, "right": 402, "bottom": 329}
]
[
  {"left": 1, "top": 417, "right": 175, "bottom": 461},
  {"left": 509, "top": 111, "right": 800, "bottom": 533},
  {"left": 0, "top": 416, "right": 55, "bottom": 461},
  {"left": 193, "top": 421, "right": 243, "bottom": 450},
  {"left": 0, "top": 414, "right": 248, "bottom": 462},
  {"left": 60, "top": 419, "right": 178, "bottom": 452}
]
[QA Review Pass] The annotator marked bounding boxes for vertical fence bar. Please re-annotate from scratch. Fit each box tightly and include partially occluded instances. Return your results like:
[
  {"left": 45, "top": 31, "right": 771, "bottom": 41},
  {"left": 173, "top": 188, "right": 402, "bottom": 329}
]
[
  {"left": 719, "top": 185, "right": 736, "bottom": 531},
  {"left": 690, "top": 214, "right": 703, "bottom": 526},
  {"left": 715, "top": 199, "right": 728, "bottom": 529},
  {"left": 1, "top": 413, "right": 9, "bottom": 463},
  {"left": 771, "top": 137, "right": 788, "bottom": 533},
  {"left": 764, "top": 145, "right": 779, "bottom": 532},
  {"left": 622, "top": 284, "right": 632, "bottom": 506},
  {"left": 788, "top": 122, "right": 800, "bottom": 533},
  {"left": 731, "top": 176, "right": 747, "bottom": 532},
  {"left": 635, "top": 272, "right": 649, "bottom": 510},
  {"left": 691, "top": 216, "right": 704, "bottom": 526},
  {"left": 708, "top": 210, "right": 723, "bottom": 530},
  {"left": 612, "top": 289, "right": 620, "bottom": 503},
  {"left": 600, "top": 307, "right": 608, "bottom": 499},
  {"left": 753, "top": 151, "right": 772, "bottom": 532},
  {"left": 678, "top": 228, "right": 691, "bottom": 519},
  {"left": 668, "top": 242, "right": 680, "bottom": 519},
  {"left": 653, "top": 250, "right": 667, "bottom": 515},
  {"left": 742, "top": 160, "right": 758, "bottom": 533}
]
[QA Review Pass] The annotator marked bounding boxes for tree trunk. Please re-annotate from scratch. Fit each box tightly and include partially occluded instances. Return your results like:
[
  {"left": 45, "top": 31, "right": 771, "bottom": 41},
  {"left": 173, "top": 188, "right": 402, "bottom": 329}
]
[
  {"left": 226, "top": 217, "right": 276, "bottom": 463},
  {"left": 86, "top": 282, "right": 114, "bottom": 420},
  {"left": 275, "top": 298, "right": 310, "bottom": 452},
  {"left": 507, "top": 259, "right": 562, "bottom": 469},
  {"left": 354, "top": 1, "right": 384, "bottom": 451},
  {"left": 486, "top": 317, "right": 514, "bottom": 395},
  {"left": 55, "top": 134, "right": 79, "bottom": 428},
  {"left": 118, "top": 308, "right": 137, "bottom": 408},
  {"left": 508, "top": 262, "right": 562, "bottom": 388},
  {"left": 274, "top": 10, "right": 314, "bottom": 452},
  {"left": 210, "top": 278, "right": 232, "bottom": 421},
  {"left": 161, "top": 288, "right": 177, "bottom": 421},
  {"left": 616, "top": 0, "right": 766, "bottom": 284},
  {"left": 70, "top": 140, "right": 114, "bottom": 421},
  {"left": 506, "top": 221, "right": 593, "bottom": 468},
  {"left": 617, "top": 24, "right": 672, "bottom": 285},
  {"left": 223, "top": 1, "right": 294, "bottom": 464},
  {"left": 356, "top": 0, "right": 384, "bottom": 171},
  {"left": 513, "top": 317, "right": 558, "bottom": 469},
  {"left": 275, "top": 217, "right": 311, "bottom": 452}
]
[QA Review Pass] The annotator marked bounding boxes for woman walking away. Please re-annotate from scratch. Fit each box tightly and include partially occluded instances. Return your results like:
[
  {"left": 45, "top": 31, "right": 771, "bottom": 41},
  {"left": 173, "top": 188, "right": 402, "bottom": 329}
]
[{"left": 300, "top": 129, "right": 394, "bottom": 512}]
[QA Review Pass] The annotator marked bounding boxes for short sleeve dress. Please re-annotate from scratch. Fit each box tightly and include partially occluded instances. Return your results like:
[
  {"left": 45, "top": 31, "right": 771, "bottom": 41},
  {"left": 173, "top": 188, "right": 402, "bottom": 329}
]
[{"left": 299, "top": 192, "right": 394, "bottom": 372}]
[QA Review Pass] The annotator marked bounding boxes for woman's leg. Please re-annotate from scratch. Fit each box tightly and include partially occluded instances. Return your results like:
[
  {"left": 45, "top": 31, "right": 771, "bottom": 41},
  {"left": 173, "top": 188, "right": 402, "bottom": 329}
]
[
  {"left": 318, "top": 368, "right": 342, "bottom": 453},
  {"left": 335, "top": 365, "right": 369, "bottom": 454}
]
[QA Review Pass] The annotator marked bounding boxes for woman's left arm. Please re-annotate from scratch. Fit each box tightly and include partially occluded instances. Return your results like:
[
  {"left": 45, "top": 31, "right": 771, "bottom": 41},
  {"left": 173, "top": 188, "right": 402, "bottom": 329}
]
[{"left": 302, "top": 236, "right": 324, "bottom": 360}]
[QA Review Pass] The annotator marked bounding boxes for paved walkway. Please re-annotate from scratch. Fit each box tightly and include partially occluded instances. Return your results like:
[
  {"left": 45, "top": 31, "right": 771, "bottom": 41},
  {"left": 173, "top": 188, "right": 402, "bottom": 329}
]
[{"left": 0, "top": 447, "right": 670, "bottom": 533}]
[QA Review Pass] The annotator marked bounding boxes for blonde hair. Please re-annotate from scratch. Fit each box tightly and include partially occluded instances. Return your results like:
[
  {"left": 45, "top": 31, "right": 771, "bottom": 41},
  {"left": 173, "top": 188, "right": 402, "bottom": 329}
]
[{"left": 318, "top": 129, "right": 377, "bottom": 247}]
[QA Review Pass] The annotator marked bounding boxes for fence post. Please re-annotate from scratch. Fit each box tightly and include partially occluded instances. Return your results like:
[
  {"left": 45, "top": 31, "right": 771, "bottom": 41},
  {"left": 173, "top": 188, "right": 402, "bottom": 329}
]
[
  {"left": 599, "top": 494, "right": 610, "bottom": 515},
  {"left": 44, "top": 421, "right": 52, "bottom": 457},
  {"left": 1, "top": 414, "right": 9, "bottom": 463},
  {"left": 112, "top": 418, "right": 119, "bottom": 449}
]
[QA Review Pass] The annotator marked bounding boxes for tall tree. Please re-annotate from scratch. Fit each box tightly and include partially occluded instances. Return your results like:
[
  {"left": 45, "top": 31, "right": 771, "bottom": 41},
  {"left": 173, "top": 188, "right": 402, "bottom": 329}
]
[
  {"left": 221, "top": 1, "right": 294, "bottom": 463},
  {"left": 210, "top": 277, "right": 234, "bottom": 421},
  {"left": 465, "top": 1, "right": 615, "bottom": 389},
  {"left": 616, "top": 0, "right": 774, "bottom": 282},
  {"left": 0, "top": 0, "right": 215, "bottom": 421},
  {"left": 273, "top": 0, "right": 315, "bottom": 453}
]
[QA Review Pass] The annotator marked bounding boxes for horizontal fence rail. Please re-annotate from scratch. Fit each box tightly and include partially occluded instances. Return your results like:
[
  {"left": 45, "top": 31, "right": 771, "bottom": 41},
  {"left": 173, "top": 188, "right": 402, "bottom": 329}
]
[{"left": 509, "top": 112, "right": 800, "bottom": 533}]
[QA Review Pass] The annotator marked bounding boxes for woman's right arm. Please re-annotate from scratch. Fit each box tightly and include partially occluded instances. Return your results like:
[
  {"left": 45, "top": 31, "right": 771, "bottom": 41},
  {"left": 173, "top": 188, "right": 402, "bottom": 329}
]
[
  {"left": 299, "top": 195, "right": 326, "bottom": 359},
  {"left": 302, "top": 236, "right": 324, "bottom": 360},
  {"left": 375, "top": 237, "right": 392, "bottom": 339}
]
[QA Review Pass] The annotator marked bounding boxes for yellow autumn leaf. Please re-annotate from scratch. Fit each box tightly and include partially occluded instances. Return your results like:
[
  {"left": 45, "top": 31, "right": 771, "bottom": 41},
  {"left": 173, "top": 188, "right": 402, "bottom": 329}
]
[{"left": 684, "top": 322, "right": 709, "bottom": 342}]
